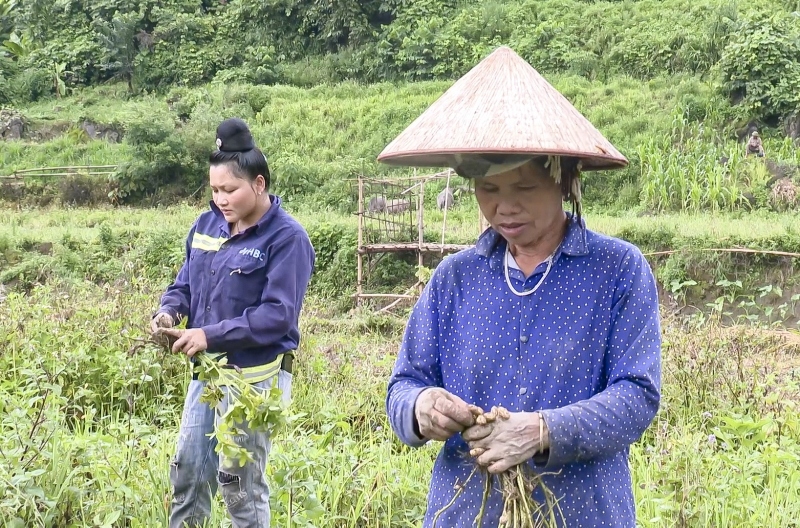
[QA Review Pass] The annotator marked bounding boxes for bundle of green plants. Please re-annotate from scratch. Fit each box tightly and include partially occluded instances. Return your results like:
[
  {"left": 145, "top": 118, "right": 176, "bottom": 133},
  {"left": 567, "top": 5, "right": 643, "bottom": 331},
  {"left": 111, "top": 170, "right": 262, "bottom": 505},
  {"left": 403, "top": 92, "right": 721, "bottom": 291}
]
[{"left": 133, "top": 319, "right": 291, "bottom": 466}]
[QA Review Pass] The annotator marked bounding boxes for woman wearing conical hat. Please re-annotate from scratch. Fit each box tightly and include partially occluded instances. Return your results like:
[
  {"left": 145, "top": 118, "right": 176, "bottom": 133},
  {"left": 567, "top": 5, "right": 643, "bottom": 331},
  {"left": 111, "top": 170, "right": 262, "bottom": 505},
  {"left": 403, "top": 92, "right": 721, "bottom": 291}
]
[{"left": 382, "top": 47, "right": 661, "bottom": 528}]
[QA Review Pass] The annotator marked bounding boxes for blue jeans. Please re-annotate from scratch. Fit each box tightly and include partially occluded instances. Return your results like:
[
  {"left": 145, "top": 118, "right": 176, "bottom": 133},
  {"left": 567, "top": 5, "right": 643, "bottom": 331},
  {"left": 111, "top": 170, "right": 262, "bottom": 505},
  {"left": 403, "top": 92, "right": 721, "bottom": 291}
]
[{"left": 169, "top": 370, "right": 292, "bottom": 528}]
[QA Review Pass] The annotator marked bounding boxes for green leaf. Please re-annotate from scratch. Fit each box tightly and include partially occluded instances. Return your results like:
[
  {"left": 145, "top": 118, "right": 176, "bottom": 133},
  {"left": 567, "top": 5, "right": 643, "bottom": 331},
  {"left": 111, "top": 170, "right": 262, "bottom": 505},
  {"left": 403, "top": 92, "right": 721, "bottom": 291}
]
[{"left": 103, "top": 510, "right": 122, "bottom": 525}]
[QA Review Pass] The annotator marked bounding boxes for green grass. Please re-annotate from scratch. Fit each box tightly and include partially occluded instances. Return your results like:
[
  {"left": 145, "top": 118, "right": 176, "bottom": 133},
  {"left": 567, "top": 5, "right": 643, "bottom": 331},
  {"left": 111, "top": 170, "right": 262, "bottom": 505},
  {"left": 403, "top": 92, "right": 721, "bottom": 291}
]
[
  {"left": 4, "top": 202, "right": 800, "bottom": 248},
  {"left": 5, "top": 203, "right": 800, "bottom": 311},
  {"left": 4, "top": 75, "right": 797, "bottom": 215},
  {"left": 1, "top": 207, "right": 799, "bottom": 526},
  {"left": 0, "top": 206, "right": 800, "bottom": 527},
  {"left": 0, "top": 72, "right": 769, "bottom": 210},
  {"left": 4, "top": 71, "right": 797, "bottom": 217}
]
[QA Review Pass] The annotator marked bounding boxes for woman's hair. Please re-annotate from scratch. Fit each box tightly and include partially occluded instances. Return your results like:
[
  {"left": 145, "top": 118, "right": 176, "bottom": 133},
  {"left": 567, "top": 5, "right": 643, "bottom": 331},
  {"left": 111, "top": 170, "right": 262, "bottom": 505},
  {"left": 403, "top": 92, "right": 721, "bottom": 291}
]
[
  {"left": 557, "top": 157, "right": 583, "bottom": 224},
  {"left": 209, "top": 118, "right": 271, "bottom": 188},
  {"left": 529, "top": 156, "right": 584, "bottom": 224}
]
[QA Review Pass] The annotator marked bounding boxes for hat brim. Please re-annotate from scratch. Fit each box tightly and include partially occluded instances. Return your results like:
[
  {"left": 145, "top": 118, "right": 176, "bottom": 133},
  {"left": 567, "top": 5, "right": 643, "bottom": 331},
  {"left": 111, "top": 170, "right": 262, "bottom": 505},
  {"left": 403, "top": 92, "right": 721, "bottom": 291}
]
[{"left": 377, "top": 149, "right": 628, "bottom": 177}]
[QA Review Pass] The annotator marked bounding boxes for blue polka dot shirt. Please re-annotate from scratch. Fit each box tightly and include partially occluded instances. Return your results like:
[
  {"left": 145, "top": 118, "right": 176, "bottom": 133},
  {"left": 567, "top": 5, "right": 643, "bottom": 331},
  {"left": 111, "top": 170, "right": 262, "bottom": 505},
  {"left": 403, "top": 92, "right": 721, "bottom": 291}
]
[{"left": 386, "top": 214, "right": 662, "bottom": 527}]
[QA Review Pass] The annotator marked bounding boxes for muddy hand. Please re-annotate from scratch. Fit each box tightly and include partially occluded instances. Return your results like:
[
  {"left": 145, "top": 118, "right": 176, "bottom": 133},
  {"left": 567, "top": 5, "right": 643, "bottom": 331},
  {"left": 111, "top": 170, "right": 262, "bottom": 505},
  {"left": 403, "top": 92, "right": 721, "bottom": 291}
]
[
  {"left": 414, "top": 388, "right": 480, "bottom": 442},
  {"left": 463, "top": 411, "right": 549, "bottom": 474},
  {"left": 150, "top": 312, "right": 174, "bottom": 334}
]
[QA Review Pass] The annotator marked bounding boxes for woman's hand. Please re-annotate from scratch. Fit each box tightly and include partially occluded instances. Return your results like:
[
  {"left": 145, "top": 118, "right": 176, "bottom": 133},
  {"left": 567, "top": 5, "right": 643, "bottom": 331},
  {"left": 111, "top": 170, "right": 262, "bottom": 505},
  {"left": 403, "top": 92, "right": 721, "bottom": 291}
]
[
  {"left": 159, "top": 328, "right": 208, "bottom": 357},
  {"left": 414, "top": 388, "right": 478, "bottom": 441},
  {"left": 462, "top": 411, "right": 549, "bottom": 473},
  {"left": 150, "top": 312, "right": 174, "bottom": 333}
]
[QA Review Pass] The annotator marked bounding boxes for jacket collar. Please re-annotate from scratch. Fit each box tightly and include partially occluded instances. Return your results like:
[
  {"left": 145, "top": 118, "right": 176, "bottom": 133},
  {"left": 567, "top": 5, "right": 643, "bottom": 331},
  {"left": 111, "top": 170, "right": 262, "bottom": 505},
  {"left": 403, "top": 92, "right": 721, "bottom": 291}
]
[{"left": 476, "top": 213, "right": 589, "bottom": 272}]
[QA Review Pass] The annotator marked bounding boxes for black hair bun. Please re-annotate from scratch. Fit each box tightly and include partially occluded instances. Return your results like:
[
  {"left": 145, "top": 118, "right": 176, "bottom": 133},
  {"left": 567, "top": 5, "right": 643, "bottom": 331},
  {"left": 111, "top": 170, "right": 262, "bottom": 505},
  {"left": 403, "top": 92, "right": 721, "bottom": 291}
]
[{"left": 215, "top": 118, "right": 256, "bottom": 152}]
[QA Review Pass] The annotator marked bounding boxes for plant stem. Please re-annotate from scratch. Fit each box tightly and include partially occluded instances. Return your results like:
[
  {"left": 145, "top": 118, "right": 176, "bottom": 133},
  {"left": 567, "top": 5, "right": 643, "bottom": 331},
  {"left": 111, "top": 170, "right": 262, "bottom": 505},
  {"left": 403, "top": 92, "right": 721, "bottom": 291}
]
[
  {"left": 475, "top": 470, "right": 492, "bottom": 528},
  {"left": 432, "top": 466, "right": 478, "bottom": 527}
]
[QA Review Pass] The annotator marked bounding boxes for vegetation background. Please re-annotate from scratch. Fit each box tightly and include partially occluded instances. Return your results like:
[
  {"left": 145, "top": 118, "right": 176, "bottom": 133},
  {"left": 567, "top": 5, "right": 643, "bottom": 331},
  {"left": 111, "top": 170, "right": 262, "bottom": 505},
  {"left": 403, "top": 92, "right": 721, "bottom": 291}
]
[{"left": 1, "top": 0, "right": 800, "bottom": 526}]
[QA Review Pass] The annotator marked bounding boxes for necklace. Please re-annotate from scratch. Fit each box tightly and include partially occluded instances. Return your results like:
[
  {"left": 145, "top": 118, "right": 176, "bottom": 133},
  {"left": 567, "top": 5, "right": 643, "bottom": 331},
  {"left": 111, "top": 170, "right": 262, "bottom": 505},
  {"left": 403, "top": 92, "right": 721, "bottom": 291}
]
[{"left": 504, "top": 244, "right": 555, "bottom": 297}]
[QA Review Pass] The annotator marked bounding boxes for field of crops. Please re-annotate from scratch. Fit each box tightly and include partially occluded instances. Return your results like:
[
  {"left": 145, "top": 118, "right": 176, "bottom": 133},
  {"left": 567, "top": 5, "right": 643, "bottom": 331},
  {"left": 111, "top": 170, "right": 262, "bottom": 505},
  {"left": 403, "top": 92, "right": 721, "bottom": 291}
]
[
  {"left": 2, "top": 0, "right": 799, "bottom": 523},
  {"left": 1, "top": 205, "right": 799, "bottom": 527}
]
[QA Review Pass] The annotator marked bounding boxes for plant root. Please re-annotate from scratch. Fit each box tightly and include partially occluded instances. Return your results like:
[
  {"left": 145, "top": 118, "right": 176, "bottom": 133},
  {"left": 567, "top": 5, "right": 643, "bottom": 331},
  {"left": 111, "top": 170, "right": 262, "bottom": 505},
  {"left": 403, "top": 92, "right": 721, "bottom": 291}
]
[{"left": 440, "top": 405, "right": 566, "bottom": 527}]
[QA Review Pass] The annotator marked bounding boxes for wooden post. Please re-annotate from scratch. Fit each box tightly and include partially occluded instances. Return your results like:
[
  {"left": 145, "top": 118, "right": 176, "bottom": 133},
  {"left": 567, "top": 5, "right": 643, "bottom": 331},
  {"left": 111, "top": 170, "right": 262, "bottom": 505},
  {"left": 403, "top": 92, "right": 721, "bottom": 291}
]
[
  {"left": 441, "top": 169, "right": 452, "bottom": 251},
  {"left": 417, "top": 176, "right": 425, "bottom": 295},
  {"left": 356, "top": 175, "right": 364, "bottom": 307}
]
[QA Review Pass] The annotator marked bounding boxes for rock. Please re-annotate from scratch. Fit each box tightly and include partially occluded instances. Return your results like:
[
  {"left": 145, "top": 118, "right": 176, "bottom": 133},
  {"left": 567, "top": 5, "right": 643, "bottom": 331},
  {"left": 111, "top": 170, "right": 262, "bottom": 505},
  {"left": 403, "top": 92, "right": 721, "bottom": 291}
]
[
  {"left": 765, "top": 160, "right": 799, "bottom": 181},
  {"left": 785, "top": 113, "right": 800, "bottom": 144},
  {"left": 0, "top": 109, "right": 26, "bottom": 140},
  {"left": 80, "top": 120, "right": 122, "bottom": 143},
  {"left": 437, "top": 187, "right": 454, "bottom": 210}
]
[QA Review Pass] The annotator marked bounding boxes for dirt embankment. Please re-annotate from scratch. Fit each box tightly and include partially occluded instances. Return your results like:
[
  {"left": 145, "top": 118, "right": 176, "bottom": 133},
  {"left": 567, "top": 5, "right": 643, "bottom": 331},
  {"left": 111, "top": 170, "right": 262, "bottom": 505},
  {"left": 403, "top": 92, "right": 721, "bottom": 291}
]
[{"left": 1, "top": 109, "right": 123, "bottom": 143}]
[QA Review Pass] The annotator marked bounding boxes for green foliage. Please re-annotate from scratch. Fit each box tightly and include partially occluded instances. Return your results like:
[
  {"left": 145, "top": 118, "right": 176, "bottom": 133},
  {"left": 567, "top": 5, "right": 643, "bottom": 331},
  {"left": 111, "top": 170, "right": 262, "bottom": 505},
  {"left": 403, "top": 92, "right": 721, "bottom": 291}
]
[
  {"left": 94, "top": 11, "right": 141, "bottom": 92},
  {"left": 175, "top": 341, "right": 291, "bottom": 468},
  {"left": 1, "top": 1, "right": 799, "bottom": 212},
  {"left": 0, "top": 54, "right": 51, "bottom": 103},
  {"left": 637, "top": 106, "right": 800, "bottom": 213},
  {"left": 2, "top": 0, "right": 799, "bottom": 216},
  {"left": 2, "top": 203, "right": 800, "bottom": 525},
  {"left": 376, "top": 0, "right": 462, "bottom": 80},
  {"left": 0, "top": 69, "right": 790, "bottom": 212},
  {"left": 112, "top": 109, "right": 211, "bottom": 203},
  {"left": 2, "top": 0, "right": 796, "bottom": 104},
  {"left": 638, "top": 116, "right": 745, "bottom": 213},
  {"left": 304, "top": 221, "right": 358, "bottom": 298},
  {"left": 58, "top": 173, "right": 113, "bottom": 206},
  {"left": 717, "top": 12, "right": 800, "bottom": 121},
  {"left": 224, "top": 0, "right": 395, "bottom": 59},
  {"left": 210, "top": 45, "right": 278, "bottom": 87},
  {"left": 135, "top": 10, "right": 222, "bottom": 90},
  {"left": 114, "top": 117, "right": 186, "bottom": 202},
  {"left": 0, "top": 0, "right": 16, "bottom": 43}
]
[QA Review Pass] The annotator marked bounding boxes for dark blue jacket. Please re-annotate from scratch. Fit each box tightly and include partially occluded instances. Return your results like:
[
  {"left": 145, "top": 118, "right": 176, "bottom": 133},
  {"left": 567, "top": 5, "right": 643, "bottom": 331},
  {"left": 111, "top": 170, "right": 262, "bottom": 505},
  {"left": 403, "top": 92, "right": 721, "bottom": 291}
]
[{"left": 158, "top": 195, "right": 315, "bottom": 375}]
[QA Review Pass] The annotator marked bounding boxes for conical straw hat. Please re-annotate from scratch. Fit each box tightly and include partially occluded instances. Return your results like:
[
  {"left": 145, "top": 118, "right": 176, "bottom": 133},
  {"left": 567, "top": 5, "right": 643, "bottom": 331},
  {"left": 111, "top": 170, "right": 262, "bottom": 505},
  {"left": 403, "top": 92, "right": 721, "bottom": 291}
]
[{"left": 377, "top": 46, "right": 627, "bottom": 176}]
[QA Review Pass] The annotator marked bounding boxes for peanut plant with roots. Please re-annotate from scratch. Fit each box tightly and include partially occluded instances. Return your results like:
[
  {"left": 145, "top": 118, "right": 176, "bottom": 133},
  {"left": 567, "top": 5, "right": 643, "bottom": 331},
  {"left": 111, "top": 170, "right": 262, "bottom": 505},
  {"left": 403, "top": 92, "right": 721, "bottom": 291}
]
[{"left": 433, "top": 405, "right": 565, "bottom": 528}]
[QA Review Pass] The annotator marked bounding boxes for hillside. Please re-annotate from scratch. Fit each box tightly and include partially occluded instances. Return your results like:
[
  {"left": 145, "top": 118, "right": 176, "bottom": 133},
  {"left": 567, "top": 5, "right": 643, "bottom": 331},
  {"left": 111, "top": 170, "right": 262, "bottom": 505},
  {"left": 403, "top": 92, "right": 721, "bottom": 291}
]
[
  {"left": 1, "top": 0, "right": 798, "bottom": 98},
  {"left": 1, "top": 0, "right": 799, "bottom": 211}
]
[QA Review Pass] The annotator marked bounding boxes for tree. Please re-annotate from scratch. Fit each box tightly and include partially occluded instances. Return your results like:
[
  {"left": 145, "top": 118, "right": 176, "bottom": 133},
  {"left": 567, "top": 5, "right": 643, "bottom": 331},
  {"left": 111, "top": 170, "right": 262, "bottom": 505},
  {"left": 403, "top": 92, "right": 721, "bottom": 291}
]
[
  {"left": 717, "top": 13, "right": 800, "bottom": 120},
  {"left": 95, "top": 12, "right": 142, "bottom": 93}
]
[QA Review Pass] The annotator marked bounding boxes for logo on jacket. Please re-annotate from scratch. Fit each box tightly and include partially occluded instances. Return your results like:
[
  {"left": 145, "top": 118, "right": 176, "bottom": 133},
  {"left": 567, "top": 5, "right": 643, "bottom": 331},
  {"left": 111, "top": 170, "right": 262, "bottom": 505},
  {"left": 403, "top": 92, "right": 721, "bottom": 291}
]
[{"left": 239, "top": 247, "right": 265, "bottom": 261}]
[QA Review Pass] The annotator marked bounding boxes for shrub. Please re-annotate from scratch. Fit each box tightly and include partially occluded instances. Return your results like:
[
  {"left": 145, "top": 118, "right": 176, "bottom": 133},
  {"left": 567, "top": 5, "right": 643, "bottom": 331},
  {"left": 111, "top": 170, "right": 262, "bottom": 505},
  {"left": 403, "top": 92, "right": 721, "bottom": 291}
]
[
  {"left": 305, "top": 221, "right": 358, "bottom": 297},
  {"left": 58, "top": 173, "right": 110, "bottom": 206},
  {"left": 717, "top": 13, "right": 800, "bottom": 121}
]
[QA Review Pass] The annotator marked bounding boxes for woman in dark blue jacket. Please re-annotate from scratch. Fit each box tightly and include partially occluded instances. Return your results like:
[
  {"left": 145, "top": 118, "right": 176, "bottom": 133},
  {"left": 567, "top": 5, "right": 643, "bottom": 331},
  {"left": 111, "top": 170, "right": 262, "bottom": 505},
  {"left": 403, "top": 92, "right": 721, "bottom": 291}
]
[{"left": 152, "top": 118, "right": 315, "bottom": 528}]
